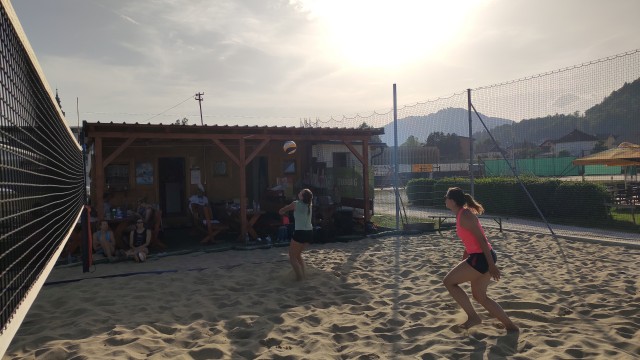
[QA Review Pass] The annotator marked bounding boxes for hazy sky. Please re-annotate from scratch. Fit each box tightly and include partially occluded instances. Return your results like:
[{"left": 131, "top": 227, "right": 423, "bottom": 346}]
[{"left": 9, "top": 0, "right": 640, "bottom": 126}]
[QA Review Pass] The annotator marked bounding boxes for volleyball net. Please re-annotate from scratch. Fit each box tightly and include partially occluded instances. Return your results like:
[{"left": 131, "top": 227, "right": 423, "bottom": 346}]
[{"left": 0, "top": 0, "right": 85, "bottom": 354}]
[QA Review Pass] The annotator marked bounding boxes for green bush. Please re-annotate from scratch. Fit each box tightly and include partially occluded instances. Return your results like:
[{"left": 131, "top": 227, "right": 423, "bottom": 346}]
[
  {"left": 408, "top": 176, "right": 610, "bottom": 222},
  {"left": 552, "top": 182, "right": 609, "bottom": 221},
  {"left": 406, "top": 178, "right": 436, "bottom": 206}
]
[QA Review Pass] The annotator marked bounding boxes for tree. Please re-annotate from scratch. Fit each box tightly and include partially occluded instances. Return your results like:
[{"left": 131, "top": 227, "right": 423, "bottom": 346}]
[
  {"left": 427, "top": 132, "right": 462, "bottom": 161},
  {"left": 475, "top": 137, "right": 500, "bottom": 153},
  {"left": 426, "top": 131, "right": 445, "bottom": 146},
  {"left": 401, "top": 135, "right": 422, "bottom": 147},
  {"left": 358, "top": 122, "right": 382, "bottom": 143}
]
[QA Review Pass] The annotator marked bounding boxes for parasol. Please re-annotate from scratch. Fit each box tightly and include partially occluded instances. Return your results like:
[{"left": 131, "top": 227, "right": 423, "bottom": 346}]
[{"left": 572, "top": 142, "right": 640, "bottom": 166}]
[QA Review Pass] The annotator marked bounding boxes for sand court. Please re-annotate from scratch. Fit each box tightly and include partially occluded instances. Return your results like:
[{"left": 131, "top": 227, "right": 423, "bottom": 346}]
[{"left": 3, "top": 229, "right": 640, "bottom": 359}]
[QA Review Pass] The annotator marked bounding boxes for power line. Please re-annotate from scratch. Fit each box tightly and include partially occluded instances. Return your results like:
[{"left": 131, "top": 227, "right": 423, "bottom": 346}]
[{"left": 143, "top": 95, "right": 194, "bottom": 122}]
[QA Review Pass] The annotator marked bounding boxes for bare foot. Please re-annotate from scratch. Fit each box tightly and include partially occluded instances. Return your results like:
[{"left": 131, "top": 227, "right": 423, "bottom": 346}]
[{"left": 460, "top": 316, "right": 482, "bottom": 330}]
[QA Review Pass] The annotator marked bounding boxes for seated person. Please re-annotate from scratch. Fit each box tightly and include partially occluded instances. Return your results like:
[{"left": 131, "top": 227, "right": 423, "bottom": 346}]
[
  {"left": 189, "top": 189, "right": 210, "bottom": 213},
  {"left": 122, "top": 198, "right": 157, "bottom": 242},
  {"left": 189, "top": 189, "right": 212, "bottom": 224},
  {"left": 189, "top": 189, "right": 216, "bottom": 242},
  {"left": 93, "top": 219, "right": 116, "bottom": 261},
  {"left": 126, "top": 219, "right": 150, "bottom": 262},
  {"left": 136, "top": 197, "right": 155, "bottom": 225}
]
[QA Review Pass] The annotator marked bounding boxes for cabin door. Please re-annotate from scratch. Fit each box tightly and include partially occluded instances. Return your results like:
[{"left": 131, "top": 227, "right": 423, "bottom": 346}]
[
  {"left": 247, "top": 156, "right": 268, "bottom": 205},
  {"left": 158, "top": 157, "right": 185, "bottom": 216}
]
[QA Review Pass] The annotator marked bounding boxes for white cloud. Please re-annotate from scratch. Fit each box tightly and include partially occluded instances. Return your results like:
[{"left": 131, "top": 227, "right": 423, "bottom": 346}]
[{"left": 9, "top": 0, "right": 640, "bottom": 126}]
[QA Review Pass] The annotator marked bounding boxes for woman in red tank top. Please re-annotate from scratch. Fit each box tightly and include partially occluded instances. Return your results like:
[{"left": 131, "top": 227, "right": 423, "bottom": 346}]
[{"left": 442, "top": 187, "right": 518, "bottom": 332}]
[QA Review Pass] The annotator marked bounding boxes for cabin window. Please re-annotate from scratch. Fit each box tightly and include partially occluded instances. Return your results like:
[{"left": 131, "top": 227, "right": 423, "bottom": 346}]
[
  {"left": 333, "top": 152, "right": 348, "bottom": 167},
  {"left": 105, "top": 164, "right": 129, "bottom": 191}
]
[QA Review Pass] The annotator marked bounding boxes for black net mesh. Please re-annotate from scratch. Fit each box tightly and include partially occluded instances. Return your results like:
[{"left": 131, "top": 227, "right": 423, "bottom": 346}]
[{"left": 1, "top": 4, "right": 84, "bottom": 334}]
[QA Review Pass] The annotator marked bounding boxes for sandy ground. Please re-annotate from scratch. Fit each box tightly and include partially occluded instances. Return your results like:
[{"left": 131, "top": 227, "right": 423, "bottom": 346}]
[{"left": 4, "top": 229, "right": 640, "bottom": 359}]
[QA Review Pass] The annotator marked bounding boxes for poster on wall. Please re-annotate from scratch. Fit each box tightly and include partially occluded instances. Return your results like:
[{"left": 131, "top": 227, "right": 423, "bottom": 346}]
[
  {"left": 136, "top": 162, "right": 154, "bottom": 185},
  {"left": 190, "top": 167, "right": 201, "bottom": 184}
]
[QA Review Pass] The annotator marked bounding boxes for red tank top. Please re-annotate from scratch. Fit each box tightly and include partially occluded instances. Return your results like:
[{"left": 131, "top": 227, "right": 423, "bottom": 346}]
[{"left": 455, "top": 208, "right": 491, "bottom": 254}]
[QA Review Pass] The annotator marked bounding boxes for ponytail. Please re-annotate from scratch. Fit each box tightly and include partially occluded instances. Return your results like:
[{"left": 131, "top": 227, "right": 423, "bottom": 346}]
[
  {"left": 300, "top": 188, "right": 313, "bottom": 215},
  {"left": 446, "top": 187, "right": 485, "bottom": 215},
  {"left": 463, "top": 194, "right": 485, "bottom": 215}
]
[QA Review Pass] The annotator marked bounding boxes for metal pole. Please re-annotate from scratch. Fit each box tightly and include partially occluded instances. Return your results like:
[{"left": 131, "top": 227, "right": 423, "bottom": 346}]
[
  {"left": 80, "top": 121, "right": 90, "bottom": 272},
  {"left": 467, "top": 88, "right": 475, "bottom": 197},
  {"left": 393, "top": 84, "right": 399, "bottom": 230}
]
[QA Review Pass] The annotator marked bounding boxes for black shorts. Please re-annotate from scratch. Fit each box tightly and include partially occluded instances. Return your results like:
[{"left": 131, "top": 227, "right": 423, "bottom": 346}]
[
  {"left": 292, "top": 230, "right": 314, "bottom": 244},
  {"left": 466, "top": 250, "right": 497, "bottom": 274}
]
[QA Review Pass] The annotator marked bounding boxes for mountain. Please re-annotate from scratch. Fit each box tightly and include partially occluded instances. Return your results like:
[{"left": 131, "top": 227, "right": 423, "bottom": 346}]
[
  {"left": 379, "top": 107, "right": 514, "bottom": 145},
  {"left": 473, "top": 77, "right": 640, "bottom": 146}
]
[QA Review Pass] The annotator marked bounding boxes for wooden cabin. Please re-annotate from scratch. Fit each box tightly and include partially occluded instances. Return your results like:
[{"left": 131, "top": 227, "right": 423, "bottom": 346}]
[{"left": 83, "top": 122, "right": 384, "bottom": 240}]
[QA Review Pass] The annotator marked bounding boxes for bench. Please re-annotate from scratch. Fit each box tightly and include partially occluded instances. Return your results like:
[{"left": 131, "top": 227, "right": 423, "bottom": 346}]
[
  {"left": 190, "top": 203, "right": 229, "bottom": 243},
  {"left": 339, "top": 197, "right": 374, "bottom": 225},
  {"left": 428, "top": 215, "right": 504, "bottom": 232},
  {"left": 604, "top": 202, "right": 637, "bottom": 224}
]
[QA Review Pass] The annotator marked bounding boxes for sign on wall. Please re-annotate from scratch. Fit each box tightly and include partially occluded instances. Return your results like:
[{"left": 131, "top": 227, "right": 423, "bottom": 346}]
[
  {"left": 136, "top": 162, "right": 154, "bottom": 185},
  {"left": 412, "top": 164, "right": 433, "bottom": 172}
]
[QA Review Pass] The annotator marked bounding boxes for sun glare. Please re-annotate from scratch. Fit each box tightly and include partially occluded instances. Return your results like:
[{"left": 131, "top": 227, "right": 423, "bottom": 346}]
[{"left": 297, "top": 0, "right": 481, "bottom": 69}]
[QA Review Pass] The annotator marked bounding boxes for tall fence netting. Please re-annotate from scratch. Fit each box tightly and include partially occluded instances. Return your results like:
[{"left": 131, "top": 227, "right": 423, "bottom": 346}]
[{"left": 313, "top": 50, "right": 640, "bottom": 241}]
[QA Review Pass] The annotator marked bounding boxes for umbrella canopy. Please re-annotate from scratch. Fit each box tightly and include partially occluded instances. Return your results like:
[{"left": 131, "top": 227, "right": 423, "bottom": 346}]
[{"left": 572, "top": 142, "right": 640, "bottom": 166}]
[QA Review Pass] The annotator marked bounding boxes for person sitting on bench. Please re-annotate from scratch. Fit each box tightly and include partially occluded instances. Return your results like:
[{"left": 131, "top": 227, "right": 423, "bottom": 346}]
[{"left": 189, "top": 188, "right": 218, "bottom": 243}]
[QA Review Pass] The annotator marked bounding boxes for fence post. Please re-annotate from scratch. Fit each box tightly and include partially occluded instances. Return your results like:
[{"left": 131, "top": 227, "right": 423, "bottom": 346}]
[
  {"left": 393, "top": 84, "right": 400, "bottom": 230},
  {"left": 468, "top": 88, "right": 475, "bottom": 197}
]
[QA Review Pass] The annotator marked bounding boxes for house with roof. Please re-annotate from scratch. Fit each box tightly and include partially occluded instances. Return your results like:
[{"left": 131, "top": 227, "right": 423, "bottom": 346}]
[
  {"left": 83, "top": 121, "right": 384, "bottom": 239},
  {"left": 542, "top": 129, "right": 599, "bottom": 157}
]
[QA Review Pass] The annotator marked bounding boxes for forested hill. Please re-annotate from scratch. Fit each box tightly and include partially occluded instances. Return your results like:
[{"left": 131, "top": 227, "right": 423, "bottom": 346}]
[
  {"left": 474, "top": 77, "right": 640, "bottom": 146},
  {"left": 380, "top": 107, "right": 513, "bottom": 145}
]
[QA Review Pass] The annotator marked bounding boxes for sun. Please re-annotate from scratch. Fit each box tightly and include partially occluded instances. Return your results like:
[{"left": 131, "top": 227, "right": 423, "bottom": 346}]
[{"left": 298, "top": 0, "right": 481, "bottom": 69}]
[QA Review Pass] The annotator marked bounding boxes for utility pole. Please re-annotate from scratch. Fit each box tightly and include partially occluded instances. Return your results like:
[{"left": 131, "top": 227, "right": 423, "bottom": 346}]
[{"left": 195, "top": 92, "right": 204, "bottom": 125}]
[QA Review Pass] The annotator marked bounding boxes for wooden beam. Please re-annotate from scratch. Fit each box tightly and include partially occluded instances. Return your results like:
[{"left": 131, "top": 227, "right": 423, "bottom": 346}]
[
  {"left": 103, "top": 137, "right": 136, "bottom": 167},
  {"left": 362, "top": 138, "right": 370, "bottom": 224},
  {"left": 239, "top": 138, "right": 247, "bottom": 241},
  {"left": 212, "top": 138, "right": 240, "bottom": 167},
  {"left": 87, "top": 131, "right": 374, "bottom": 142},
  {"left": 344, "top": 139, "right": 371, "bottom": 224},
  {"left": 245, "top": 138, "right": 270, "bottom": 165},
  {"left": 343, "top": 141, "right": 364, "bottom": 165}
]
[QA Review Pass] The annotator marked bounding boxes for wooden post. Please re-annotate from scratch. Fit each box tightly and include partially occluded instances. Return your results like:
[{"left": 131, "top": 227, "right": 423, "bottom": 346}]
[
  {"left": 239, "top": 138, "right": 247, "bottom": 241},
  {"left": 95, "top": 137, "right": 104, "bottom": 220}
]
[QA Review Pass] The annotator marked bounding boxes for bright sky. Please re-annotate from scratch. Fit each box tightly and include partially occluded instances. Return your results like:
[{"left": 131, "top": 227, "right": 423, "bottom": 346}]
[{"left": 9, "top": 0, "right": 640, "bottom": 126}]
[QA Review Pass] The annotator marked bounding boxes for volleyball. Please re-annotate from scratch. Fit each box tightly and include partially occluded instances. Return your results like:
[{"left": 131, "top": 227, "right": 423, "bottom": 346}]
[{"left": 283, "top": 141, "right": 297, "bottom": 154}]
